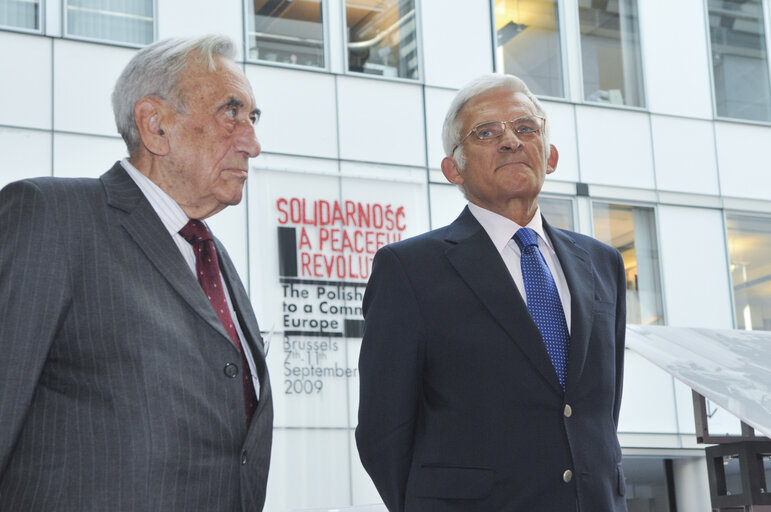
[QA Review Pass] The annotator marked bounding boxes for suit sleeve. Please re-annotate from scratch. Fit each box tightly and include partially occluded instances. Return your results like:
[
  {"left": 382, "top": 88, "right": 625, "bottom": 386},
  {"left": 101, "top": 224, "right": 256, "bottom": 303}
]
[
  {"left": 356, "top": 246, "right": 425, "bottom": 512},
  {"left": 0, "top": 180, "right": 71, "bottom": 476},
  {"left": 612, "top": 248, "right": 627, "bottom": 427}
]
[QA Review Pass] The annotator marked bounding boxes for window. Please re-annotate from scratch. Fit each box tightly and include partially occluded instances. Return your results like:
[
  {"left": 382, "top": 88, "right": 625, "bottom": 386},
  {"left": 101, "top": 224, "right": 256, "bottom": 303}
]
[
  {"left": 540, "top": 196, "right": 573, "bottom": 230},
  {"left": 0, "top": 0, "right": 40, "bottom": 30},
  {"left": 247, "top": 0, "right": 325, "bottom": 68},
  {"left": 727, "top": 213, "right": 771, "bottom": 330},
  {"left": 579, "top": 0, "right": 644, "bottom": 107},
  {"left": 707, "top": 0, "right": 771, "bottom": 122},
  {"left": 66, "top": 0, "right": 153, "bottom": 46},
  {"left": 593, "top": 203, "right": 663, "bottom": 325},
  {"left": 493, "top": 0, "right": 564, "bottom": 98},
  {"left": 345, "top": 0, "right": 419, "bottom": 79}
]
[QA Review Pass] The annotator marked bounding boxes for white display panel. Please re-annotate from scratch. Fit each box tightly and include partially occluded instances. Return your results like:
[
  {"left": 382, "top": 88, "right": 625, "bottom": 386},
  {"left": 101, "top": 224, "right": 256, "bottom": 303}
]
[
  {"left": 657, "top": 205, "right": 733, "bottom": 329},
  {"left": 0, "top": 32, "right": 51, "bottom": 130},
  {"left": 420, "top": 0, "right": 494, "bottom": 88},
  {"left": 617, "top": 351, "right": 678, "bottom": 434},
  {"left": 157, "top": 0, "right": 243, "bottom": 59},
  {"left": 637, "top": 0, "right": 713, "bottom": 118},
  {"left": 575, "top": 106, "right": 655, "bottom": 188},
  {"left": 651, "top": 115, "right": 719, "bottom": 195},
  {"left": 246, "top": 65, "right": 339, "bottom": 160},
  {"left": 424, "top": 87, "right": 457, "bottom": 170},
  {"left": 541, "top": 100, "right": 579, "bottom": 183},
  {"left": 0, "top": 128, "right": 52, "bottom": 188},
  {"left": 336, "top": 76, "right": 425, "bottom": 167},
  {"left": 52, "top": 133, "right": 127, "bottom": 178},
  {"left": 53, "top": 40, "right": 135, "bottom": 137},
  {"left": 715, "top": 121, "right": 771, "bottom": 201}
]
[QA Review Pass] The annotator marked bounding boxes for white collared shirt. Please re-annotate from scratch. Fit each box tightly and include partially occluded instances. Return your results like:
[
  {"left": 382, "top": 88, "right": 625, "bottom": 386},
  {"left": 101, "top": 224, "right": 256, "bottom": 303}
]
[
  {"left": 467, "top": 202, "right": 572, "bottom": 332},
  {"left": 121, "top": 159, "right": 261, "bottom": 395}
]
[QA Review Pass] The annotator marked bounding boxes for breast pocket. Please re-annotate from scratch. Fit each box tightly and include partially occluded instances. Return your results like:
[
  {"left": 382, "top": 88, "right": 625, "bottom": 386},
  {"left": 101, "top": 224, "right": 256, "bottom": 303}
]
[{"left": 593, "top": 300, "right": 616, "bottom": 317}]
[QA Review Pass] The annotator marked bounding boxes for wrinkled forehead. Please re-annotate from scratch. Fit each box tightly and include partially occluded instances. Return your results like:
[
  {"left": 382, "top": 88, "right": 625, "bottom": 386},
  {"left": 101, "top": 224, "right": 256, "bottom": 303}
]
[
  {"left": 459, "top": 89, "right": 537, "bottom": 128},
  {"left": 179, "top": 56, "right": 256, "bottom": 108}
]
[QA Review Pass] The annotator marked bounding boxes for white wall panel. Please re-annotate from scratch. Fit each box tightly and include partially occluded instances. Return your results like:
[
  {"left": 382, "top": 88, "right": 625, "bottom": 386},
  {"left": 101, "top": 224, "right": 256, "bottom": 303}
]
[
  {"left": 715, "top": 122, "right": 771, "bottom": 200},
  {"left": 424, "top": 87, "right": 457, "bottom": 170},
  {"left": 575, "top": 106, "right": 654, "bottom": 188},
  {"left": 206, "top": 200, "right": 249, "bottom": 286},
  {"left": 420, "top": 0, "right": 494, "bottom": 88},
  {"left": 429, "top": 183, "right": 466, "bottom": 229},
  {"left": 542, "top": 101, "right": 579, "bottom": 183},
  {"left": 651, "top": 115, "right": 719, "bottom": 195},
  {"left": 337, "top": 76, "right": 425, "bottom": 166},
  {"left": 618, "top": 351, "right": 678, "bottom": 433},
  {"left": 157, "top": 0, "right": 244, "bottom": 60},
  {"left": 657, "top": 205, "right": 733, "bottom": 328},
  {"left": 0, "top": 33, "right": 51, "bottom": 130},
  {"left": 265, "top": 429, "right": 352, "bottom": 511},
  {"left": 638, "top": 0, "right": 713, "bottom": 118},
  {"left": 0, "top": 128, "right": 52, "bottom": 188},
  {"left": 246, "top": 66, "right": 338, "bottom": 159},
  {"left": 53, "top": 133, "right": 126, "bottom": 178},
  {"left": 53, "top": 40, "right": 135, "bottom": 137}
]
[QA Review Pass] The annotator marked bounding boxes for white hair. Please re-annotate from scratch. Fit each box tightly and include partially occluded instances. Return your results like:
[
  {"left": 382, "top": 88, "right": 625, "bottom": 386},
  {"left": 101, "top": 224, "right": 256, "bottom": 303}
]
[
  {"left": 441, "top": 73, "right": 550, "bottom": 168},
  {"left": 112, "top": 34, "right": 237, "bottom": 154}
]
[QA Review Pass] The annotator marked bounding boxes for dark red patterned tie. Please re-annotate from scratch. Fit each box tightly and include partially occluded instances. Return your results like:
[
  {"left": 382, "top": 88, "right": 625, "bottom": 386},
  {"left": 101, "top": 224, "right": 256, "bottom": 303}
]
[{"left": 179, "top": 219, "right": 258, "bottom": 424}]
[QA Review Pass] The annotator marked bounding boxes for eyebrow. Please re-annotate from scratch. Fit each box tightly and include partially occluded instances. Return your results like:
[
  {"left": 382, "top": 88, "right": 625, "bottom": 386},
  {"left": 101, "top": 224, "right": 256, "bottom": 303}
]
[{"left": 223, "top": 96, "right": 260, "bottom": 118}]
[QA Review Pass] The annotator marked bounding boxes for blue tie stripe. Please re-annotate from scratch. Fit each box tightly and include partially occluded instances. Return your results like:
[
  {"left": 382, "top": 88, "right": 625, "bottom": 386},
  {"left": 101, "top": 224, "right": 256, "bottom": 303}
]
[{"left": 513, "top": 227, "right": 570, "bottom": 390}]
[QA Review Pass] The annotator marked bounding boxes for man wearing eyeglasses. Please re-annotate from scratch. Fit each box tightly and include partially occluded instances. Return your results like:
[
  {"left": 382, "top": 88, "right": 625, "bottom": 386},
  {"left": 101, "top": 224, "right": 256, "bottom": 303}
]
[{"left": 356, "top": 74, "right": 627, "bottom": 511}]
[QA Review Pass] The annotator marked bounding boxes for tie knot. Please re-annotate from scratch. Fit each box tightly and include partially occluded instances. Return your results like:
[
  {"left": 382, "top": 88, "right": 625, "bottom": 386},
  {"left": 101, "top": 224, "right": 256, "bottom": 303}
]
[
  {"left": 179, "top": 219, "right": 211, "bottom": 245},
  {"left": 513, "top": 227, "right": 539, "bottom": 251}
]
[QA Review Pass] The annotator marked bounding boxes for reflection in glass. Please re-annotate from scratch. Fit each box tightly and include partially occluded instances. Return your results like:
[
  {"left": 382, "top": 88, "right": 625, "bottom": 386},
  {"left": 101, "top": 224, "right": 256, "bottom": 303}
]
[
  {"left": 727, "top": 213, "right": 771, "bottom": 330},
  {"left": 66, "top": 0, "right": 153, "bottom": 45},
  {"left": 708, "top": 0, "right": 771, "bottom": 122},
  {"left": 345, "top": 0, "right": 419, "bottom": 79},
  {"left": 579, "top": 0, "right": 644, "bottom": 107},
  {"left": 494, "top": 0, "right": 563, "bottom": 98},
  {"left": 0, "top": 0, "right": 40, "bottom": 30},
  {"left": 540, "top": 196, "right": 573, "bottom": 230},
  {"left": 247, "top": 0, "right": 324, "bottom": 68},
  {"left": 621, "top": 457, "right": 673, "bottom": 511},
  {"left": 593, "top": 203, "right": 663, "bottom": 325}
]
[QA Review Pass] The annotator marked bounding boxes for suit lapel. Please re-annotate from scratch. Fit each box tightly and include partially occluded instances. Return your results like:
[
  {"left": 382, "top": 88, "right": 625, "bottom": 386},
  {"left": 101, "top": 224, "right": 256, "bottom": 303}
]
[
  {"left": 544, "top": 221, "right": 594, "bottom": 393},
  {"left": 444, "top": 208, "right": 564, "bottom": 394},
  {"left": 100, "top": 163, "right": 235, "bottom": 349}
]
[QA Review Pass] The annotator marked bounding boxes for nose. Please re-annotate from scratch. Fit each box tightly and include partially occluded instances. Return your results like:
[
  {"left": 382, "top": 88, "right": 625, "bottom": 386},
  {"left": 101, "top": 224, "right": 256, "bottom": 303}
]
[
  {"left": 236, "top": 122, "right": 261, "bottom": 158},
  {"left": 498, "top": 124, "right": 523, "bottom": 151}
]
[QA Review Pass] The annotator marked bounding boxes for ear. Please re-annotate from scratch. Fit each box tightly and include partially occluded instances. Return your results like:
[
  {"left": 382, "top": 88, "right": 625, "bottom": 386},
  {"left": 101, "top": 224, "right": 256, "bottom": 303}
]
[
  {"left": 134, "top": 98, "right": 170, "bottom": 156},
  {"left": 441, "top": 156, "right": 464, "bottom": 185},
  {"left": 546, "top": 144, "right": 559, "bottom": 175}
]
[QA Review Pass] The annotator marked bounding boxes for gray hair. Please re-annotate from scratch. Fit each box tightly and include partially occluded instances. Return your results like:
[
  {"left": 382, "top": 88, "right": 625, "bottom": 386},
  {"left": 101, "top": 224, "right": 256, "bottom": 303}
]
[
  {"left": 112, "top": 34, "right": 237, "bottom": 154},
  {"left": 441, "top": 73, "right": 550, "bottom": 168}
]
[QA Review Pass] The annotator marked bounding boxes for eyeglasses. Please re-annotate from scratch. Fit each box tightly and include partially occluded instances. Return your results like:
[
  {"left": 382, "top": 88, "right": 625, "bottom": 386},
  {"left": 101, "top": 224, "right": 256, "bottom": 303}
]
[{"left": 451, "top": 115, "right": 545, "bottom": 155}]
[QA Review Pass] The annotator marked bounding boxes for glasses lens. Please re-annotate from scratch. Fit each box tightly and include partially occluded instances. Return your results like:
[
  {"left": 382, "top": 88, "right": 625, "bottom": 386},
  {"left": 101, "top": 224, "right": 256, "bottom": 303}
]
[
  {"left": 474, "top": 122, "right": 505, "bottom": 140},
  {"left": 513, "top": 116, "right": 542, "bottom": 138}
]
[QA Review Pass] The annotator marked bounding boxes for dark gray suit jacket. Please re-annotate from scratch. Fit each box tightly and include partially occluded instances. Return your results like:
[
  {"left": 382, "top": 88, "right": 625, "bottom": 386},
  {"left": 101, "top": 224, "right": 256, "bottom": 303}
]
[
  {"left": 0, "top": 163, "right": 273, "bottom": 511},
  {"left": 356, "top": 207, "right": 627, "bottom": 511}
]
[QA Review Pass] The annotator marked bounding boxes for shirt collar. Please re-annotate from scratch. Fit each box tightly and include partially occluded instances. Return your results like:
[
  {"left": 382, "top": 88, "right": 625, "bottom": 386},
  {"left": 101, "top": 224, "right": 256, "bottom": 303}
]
[
  {"left": 467, "top": 201, "right": 553, "bottom": 254},
  {"left": 120, "top": 158, "right": 191, "bottom": 235}
]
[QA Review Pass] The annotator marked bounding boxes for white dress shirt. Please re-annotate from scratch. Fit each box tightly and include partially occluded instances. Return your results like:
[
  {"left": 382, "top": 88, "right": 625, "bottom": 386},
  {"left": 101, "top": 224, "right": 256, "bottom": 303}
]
[
  {"left": 121, "top": 159, "right": 261, "bottom": 395},
  {"left": 467, "top": 202, "right": 572, "bottom": 332}
]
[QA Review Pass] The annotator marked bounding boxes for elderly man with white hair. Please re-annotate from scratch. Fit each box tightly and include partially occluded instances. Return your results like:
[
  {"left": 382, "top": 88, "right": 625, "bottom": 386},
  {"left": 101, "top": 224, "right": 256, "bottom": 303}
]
[
  {"left": 356, "top": 73, "right": 628, "bottom": 511},
  {"left": 0, "top": 35, "right": 272, "bottom": 511}
]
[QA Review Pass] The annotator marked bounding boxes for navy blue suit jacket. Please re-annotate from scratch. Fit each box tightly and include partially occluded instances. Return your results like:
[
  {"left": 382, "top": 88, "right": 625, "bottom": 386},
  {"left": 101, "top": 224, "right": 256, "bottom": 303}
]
[{"left": 356, "top": 207, "right": 627, "bottom": 511}]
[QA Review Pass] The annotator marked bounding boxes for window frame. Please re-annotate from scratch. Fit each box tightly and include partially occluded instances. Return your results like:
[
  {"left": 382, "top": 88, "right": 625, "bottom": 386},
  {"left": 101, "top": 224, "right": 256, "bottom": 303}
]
[
  {"left": 243, "top": 0, "right": 330, "bottom": 71},
  {"left": 62, "top": 0, "right": 156, "bottom": 48},
  {"left": 342, "top": 0, "right": 424, "bottom": 83},
  {"left": 0, "top": 0, "right": 44, "bottom": 34}
]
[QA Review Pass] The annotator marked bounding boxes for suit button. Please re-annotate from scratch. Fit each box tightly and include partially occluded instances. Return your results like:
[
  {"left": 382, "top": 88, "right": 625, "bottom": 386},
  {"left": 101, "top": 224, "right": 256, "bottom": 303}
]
[
  {"left": 564, "top": 404, "right": 573, "bottom": 418},
  {"left": 563, "top": 469, "right": 573, "bottom": 483},
  {"left": 241, "top": 450, "right": 248, "bottom": 465},
  {"left": 224, "top": 363, "right": 239, "bottom": 378}
]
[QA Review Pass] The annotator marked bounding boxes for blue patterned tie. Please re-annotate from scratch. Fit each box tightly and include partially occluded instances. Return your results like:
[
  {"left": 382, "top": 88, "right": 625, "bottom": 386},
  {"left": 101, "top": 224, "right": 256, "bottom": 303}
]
[{"left": 513, "top": 227, "right": 569, "bottom": 390}]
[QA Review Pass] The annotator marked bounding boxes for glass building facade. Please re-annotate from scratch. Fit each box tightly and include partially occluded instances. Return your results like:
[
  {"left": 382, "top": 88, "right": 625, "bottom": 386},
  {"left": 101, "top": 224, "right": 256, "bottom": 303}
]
[{"left": 2, "top": 0, "right": 771, "bottom": 510}]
